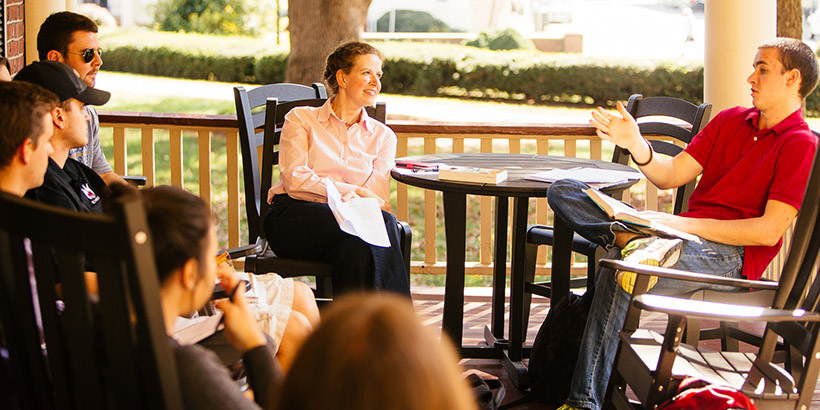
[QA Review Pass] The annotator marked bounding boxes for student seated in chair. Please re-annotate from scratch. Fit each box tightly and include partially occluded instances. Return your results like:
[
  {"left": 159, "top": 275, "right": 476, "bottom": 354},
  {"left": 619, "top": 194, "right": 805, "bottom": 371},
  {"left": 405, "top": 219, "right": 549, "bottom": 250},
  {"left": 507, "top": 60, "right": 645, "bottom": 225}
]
[
  {"left": 14, "top": 60, "right": 113, "bottom": 212},
  {"left": 263, "top": 41, "right": 409, "bottom": 296},
  {"left": 0, "top": 81, "right": 58, "bottom": 196},
  {"left": 141, "top": 185, "right": 282, "bottom": 409},
  {"left": 549, "top": 38, "right": 820, "bottom": 410},
  {"left": 113, "top": 183, "right": 319, "bottom": 376},
  {"left": 37, "top": 11, "right": 126, "bottom": 186}
]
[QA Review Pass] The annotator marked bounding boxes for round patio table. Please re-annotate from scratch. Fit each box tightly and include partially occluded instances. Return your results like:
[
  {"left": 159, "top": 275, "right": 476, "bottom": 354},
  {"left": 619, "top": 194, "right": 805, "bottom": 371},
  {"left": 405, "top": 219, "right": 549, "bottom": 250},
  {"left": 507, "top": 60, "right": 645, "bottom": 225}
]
[{"left": 392, "top": 152, "right": 640, "bottom": 385}]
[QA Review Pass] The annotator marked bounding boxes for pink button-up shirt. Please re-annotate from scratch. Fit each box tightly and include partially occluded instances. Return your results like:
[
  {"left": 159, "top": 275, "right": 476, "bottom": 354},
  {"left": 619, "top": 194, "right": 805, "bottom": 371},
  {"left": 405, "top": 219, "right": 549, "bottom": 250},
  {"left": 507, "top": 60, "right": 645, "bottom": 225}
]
[{"left": 267, "top": 99, "right": 397, "bottom": 204}]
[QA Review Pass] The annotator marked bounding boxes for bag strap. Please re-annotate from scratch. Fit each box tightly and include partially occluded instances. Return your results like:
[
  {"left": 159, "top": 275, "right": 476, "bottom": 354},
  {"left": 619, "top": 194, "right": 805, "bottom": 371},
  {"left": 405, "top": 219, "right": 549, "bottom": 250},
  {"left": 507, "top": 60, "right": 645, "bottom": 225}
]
[{"left": 466, "top": 373, "right": 506, "bottom": 410}]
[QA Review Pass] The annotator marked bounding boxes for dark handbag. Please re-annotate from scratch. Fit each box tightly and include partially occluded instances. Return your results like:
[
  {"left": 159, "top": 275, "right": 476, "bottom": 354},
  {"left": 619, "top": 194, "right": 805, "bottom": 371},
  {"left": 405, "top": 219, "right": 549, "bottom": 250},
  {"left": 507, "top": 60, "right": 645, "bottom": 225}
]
[
  {"left": 465, "top": 372, "right": 506, "bottom": 410},
  {"left": 527, "top": 288, "right": 594, "bottom": 404}
]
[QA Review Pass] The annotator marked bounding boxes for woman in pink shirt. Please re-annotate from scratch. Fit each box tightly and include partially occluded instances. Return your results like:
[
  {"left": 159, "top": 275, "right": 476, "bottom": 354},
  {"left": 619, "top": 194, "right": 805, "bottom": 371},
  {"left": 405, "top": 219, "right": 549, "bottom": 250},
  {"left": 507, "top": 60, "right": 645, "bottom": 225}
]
[{"left": 263, "top": 42, "right": 409, "bottom": 296}]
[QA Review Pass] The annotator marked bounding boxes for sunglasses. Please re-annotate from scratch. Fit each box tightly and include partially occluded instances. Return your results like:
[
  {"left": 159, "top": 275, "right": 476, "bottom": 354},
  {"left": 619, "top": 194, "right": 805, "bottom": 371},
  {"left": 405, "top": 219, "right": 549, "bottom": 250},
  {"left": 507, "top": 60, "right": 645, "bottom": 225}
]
[{"left": 69, "top": 48, "right": 103, "bottom": 63}]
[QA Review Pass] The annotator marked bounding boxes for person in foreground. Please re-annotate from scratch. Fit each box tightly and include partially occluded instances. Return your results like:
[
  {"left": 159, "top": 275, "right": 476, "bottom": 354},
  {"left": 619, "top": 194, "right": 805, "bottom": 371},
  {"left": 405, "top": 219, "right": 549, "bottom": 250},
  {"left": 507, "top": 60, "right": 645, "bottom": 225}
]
[
  {"left": 550, "top": 37, "right": 820, "bottom": 410},
  {"left": 276, "top": 292, "right": 476, "bottom": 410},
  {"left": 264, "top": 41, "right": 409, "bottom": 296},
  {"left": 146, "top": 183, "right": 318, "bottom": 375},
  {"left": 0, "top": 81, "right": 58, "bottom": 196},
  {"left": 142, "top": 185, "right": 281, "bottom": 410}
]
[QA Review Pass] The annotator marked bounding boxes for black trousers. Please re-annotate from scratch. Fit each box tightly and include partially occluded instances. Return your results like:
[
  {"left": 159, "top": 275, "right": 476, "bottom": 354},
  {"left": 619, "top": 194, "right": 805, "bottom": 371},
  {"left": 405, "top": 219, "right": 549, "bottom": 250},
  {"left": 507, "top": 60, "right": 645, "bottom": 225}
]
[{"left": 263, "top": 194, "right": 410, "bottom": 296}]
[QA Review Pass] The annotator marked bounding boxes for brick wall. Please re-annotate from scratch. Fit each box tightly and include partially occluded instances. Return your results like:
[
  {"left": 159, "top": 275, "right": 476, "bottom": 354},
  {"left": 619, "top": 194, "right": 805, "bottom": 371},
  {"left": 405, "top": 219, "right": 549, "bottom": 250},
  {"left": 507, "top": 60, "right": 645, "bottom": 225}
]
[{"left": 4, "top": 0, "right": 25, "bottom": 75}]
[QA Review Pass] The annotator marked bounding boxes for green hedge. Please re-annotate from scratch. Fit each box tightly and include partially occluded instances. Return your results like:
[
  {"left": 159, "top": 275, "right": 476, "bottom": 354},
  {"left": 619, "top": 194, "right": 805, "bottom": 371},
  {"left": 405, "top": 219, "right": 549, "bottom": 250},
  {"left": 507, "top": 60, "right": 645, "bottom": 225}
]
[
  {"left": 99, "top": 29, "right": 820, "bottom": 114},
  {"left": 374, "top": 43, "right": 705, "bottom": 108},
  {"left": 100, "top": 28, "right": 281, "bottom": 83}
]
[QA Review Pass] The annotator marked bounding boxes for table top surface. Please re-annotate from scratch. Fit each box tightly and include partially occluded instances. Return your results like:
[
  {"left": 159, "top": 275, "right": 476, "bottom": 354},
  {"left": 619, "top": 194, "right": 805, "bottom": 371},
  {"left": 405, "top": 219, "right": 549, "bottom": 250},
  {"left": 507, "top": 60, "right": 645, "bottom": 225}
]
[{"left": 391, "top": 153, "right": 641, "bottom": 197}]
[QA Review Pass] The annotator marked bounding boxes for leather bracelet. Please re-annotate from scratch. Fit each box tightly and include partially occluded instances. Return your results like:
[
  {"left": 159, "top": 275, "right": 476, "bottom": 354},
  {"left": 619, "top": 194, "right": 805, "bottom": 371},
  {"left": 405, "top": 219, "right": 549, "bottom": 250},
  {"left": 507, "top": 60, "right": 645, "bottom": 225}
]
[{"left": 631, "top": 140, "right": 653, "bottom": 166}]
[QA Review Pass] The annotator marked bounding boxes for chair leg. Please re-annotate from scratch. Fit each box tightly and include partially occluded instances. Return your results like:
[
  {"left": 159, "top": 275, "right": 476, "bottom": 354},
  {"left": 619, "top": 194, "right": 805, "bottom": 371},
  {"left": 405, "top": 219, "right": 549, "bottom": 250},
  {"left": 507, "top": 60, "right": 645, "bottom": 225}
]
[
  {"left": 604, "top": 342, "right": 628, "bottom": 410},
  {"left": 315, "top": 276, "right": 333, "bottom": 299},
  {"left": 684, "top": 317, "right": 702, "bottom": 346},
  {"left": 720, "top": 321, "right": 740, "bottom": 351},
  {"left": 397, "top": 221, "right": 412, "bottom": 283},
  {"left": 589, "top": 246, "right": 606, "bottom": 287},
  {"left": 521, "top": 241, "right": 539, "bottom": 343}
]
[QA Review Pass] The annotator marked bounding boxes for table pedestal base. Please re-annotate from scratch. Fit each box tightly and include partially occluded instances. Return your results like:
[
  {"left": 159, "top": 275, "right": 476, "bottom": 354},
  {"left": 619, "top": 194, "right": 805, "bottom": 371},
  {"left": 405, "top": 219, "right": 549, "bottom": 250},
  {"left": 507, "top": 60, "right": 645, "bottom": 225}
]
[{"left": 483, "top": 325, "right": 532, "bottom": 390}]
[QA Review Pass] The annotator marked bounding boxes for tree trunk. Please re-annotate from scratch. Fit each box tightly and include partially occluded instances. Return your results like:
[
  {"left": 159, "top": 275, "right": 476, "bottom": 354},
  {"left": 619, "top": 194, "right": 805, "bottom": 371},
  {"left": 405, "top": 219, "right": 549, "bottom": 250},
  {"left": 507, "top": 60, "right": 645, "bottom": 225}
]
[
  {"left": 777, "top": 0, "right": 802, "bottom": 39},
  {"left": 286, "top": 0, "right": 372, "bottom": 87}
]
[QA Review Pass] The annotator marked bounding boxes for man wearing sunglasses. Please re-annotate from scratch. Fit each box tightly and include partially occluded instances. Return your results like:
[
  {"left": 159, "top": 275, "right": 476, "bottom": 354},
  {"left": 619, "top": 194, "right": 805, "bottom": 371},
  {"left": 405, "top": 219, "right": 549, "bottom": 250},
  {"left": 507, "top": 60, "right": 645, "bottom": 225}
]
[{"left": 37, "top": 11, "right": 124, "bottom": 187}]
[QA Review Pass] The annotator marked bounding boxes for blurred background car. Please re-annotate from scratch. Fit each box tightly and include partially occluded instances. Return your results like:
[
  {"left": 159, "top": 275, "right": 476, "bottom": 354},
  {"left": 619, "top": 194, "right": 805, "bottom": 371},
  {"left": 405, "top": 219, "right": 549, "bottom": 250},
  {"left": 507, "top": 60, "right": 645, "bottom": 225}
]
[{"left": 809, "top": 10, "right": 820, "bottom": 38}]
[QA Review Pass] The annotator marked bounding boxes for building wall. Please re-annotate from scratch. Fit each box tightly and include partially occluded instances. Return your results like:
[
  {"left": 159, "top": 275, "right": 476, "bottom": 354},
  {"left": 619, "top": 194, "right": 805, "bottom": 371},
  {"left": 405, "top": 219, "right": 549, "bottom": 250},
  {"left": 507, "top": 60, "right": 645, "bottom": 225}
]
[
  {"left": 106, "top": 0, "right": 158, "bottom": 27},
  {"left": 4, "top": 0, "right": 26, "bottom": 74}
]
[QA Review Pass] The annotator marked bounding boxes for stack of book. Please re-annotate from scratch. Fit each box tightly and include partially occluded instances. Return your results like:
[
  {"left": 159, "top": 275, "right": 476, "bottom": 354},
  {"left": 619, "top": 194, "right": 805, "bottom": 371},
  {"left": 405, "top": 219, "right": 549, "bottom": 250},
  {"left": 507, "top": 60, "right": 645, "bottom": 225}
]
[{"left": 438, "top": 167, "right": 508, "bottom": 184}]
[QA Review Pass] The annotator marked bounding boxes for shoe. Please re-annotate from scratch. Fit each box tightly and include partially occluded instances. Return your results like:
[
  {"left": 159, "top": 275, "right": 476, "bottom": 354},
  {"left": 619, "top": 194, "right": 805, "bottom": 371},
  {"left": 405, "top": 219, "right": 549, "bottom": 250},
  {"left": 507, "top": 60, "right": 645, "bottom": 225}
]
[
  {"left": 556, "top": 404, "right": 583, "bottom": 410},
  {"left": 617, "top": 237, "right": 683, "bottom": 294}
]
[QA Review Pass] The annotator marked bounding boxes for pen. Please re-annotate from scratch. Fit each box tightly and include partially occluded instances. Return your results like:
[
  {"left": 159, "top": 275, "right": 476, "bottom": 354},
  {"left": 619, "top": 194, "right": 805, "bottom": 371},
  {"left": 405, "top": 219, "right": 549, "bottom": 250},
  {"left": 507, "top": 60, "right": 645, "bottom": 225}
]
[
  {"left": 227, "top": 280, "right": 242, "bottom": 302},
  {"left": 411, "top": 165, "right": 439, "bottom": 171}
]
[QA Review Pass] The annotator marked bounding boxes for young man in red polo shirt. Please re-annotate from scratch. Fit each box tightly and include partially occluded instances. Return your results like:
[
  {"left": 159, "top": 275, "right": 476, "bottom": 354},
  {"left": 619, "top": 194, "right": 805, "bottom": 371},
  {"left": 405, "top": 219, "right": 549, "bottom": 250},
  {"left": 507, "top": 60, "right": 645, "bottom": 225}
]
[{"left": 548, "top": 37, "right": 819, "bottom": 410}]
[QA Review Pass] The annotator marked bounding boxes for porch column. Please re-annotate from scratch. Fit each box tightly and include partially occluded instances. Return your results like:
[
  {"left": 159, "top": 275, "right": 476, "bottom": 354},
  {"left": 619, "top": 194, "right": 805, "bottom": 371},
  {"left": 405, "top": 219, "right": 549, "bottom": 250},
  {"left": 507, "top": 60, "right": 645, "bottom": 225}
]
[
  {"left": 704, "top": 0, "right": 777, "bottom": 116},
  {"left": 24, "top": 0, "right": 67, "bottom": 64}
]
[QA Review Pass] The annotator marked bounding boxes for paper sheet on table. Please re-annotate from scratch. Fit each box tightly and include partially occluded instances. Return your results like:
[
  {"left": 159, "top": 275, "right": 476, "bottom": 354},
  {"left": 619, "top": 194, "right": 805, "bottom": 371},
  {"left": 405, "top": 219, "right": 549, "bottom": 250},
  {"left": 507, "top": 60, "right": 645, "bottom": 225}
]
[
  {"left": 326, "top": 181, "right": 391, "bottom": 247},
  {"left": 525, "top": 167, "right": 641, "bottom": 184}
]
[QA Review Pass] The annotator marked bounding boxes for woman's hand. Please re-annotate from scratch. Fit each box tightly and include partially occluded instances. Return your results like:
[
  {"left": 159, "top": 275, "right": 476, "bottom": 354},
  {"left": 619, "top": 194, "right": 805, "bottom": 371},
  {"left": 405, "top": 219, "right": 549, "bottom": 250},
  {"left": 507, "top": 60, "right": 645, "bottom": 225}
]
[
  {"left": 354, "top": 187, "right": 391, "bottom": 212},
  {"left": 214, "top": 270, "right": 267, "bottom": 354}
]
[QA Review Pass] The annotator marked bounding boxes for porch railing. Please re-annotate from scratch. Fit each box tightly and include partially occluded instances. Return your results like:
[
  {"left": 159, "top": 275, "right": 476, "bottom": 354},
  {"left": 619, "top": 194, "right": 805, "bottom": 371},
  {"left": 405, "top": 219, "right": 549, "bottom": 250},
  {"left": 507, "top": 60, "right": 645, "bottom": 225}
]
[{"left": 98, "top": 111, "right": 678, "bottom": 279}]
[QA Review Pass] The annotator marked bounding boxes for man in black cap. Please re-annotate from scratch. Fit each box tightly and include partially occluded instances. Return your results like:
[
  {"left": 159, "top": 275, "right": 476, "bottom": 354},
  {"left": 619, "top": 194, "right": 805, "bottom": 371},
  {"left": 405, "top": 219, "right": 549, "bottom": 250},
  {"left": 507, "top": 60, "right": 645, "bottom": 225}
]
[{"left": 15, "top": 60, "right": 112, "bottom": 213}]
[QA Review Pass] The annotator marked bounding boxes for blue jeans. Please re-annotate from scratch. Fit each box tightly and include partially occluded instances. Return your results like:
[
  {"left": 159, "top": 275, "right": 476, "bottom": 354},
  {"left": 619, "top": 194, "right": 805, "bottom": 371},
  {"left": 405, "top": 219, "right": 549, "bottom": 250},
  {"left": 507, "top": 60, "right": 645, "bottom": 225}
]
[{"left": 547, "top": 179, "right": 743, "bottom": 410}]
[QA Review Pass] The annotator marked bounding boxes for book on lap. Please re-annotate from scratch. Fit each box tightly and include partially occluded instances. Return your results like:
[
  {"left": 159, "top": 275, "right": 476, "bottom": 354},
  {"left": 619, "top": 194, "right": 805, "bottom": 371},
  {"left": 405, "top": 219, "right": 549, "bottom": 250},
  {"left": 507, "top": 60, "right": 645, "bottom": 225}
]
[
  {"left": 173, "top": 313, "right": 223, "bottom": 345},
  {"left": 584, "top": 188, "right": 700, "bottom": 243}
]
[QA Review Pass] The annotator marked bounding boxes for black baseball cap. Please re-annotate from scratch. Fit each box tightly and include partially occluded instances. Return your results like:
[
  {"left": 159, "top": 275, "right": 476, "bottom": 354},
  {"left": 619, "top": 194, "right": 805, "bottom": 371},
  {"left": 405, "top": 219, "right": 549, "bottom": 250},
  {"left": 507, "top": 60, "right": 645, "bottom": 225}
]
[{"left": 14, "top": 61, "right": 110, "bottom": 106}]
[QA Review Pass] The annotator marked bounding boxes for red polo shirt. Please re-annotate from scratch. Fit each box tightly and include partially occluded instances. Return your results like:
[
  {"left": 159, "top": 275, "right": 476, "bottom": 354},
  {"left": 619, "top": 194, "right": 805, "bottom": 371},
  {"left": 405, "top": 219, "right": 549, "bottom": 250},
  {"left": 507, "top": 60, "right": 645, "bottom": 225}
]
[{"left": 681, "top": 106, "right": 817, "bottom": 280}]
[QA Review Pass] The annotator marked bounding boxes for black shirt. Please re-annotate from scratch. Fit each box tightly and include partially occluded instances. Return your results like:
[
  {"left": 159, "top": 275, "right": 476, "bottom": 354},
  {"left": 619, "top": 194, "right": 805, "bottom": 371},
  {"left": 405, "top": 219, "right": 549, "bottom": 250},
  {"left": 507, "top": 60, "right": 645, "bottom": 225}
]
[{"left": 26, "top": 158, "right": 108, "bottom": 213}]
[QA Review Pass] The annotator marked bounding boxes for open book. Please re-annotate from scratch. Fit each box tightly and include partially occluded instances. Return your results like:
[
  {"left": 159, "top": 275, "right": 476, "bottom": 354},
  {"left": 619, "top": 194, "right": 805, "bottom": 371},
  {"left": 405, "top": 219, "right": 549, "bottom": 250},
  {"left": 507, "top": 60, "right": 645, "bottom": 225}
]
[
  {"left": 173, "top": 313, "right": 223, "bottom": 345},
  {"left": 326, "top": 180, "right": 391, "bottom": 247},
  {"left": 584, "top": 188, "right": 700, "bottom": 243}
]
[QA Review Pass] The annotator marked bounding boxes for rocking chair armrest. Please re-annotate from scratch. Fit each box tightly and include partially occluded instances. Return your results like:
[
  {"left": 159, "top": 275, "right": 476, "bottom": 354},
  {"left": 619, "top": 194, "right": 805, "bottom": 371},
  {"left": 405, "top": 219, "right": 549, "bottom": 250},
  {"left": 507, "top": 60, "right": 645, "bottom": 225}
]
[
  {"left": 599, "top": 259, "right": 779, "bottom": 291},
  {"left": 632, "top": 293, "right": 820, "bottom": 323}
]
